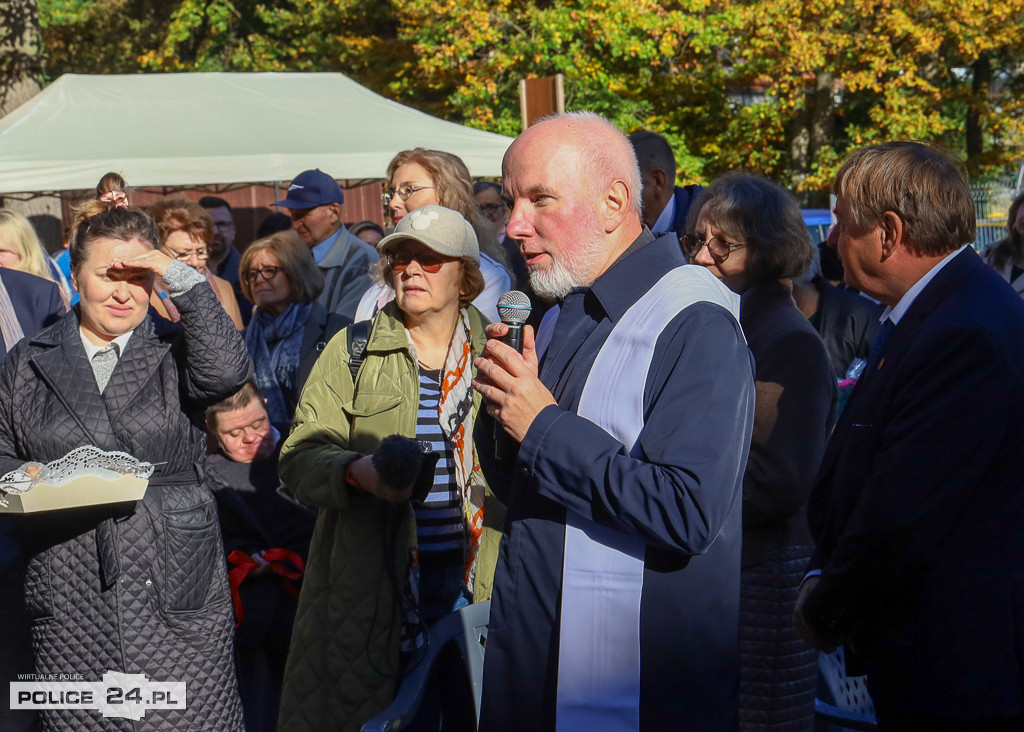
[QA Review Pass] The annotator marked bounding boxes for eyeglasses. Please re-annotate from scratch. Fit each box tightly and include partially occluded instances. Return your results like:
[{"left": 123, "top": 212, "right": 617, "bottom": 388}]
[
  {"left": 213, "top": 220, "right": 234, "bottom": 231},
  {"left": 681, "top": 234, "right": 746, "bottom": 261},
  {"left": 219, "top": 416, "right": 268, "bottom": 440},
  {"left": 480, "top": 202, "right": 506, "bottom": 215},
  {"left": 382, "top": 184, "right": 435, "bottom": 207},
  {"left": 242, "top": 266, "right": 284, "bottom": 283},
  {"left": 170, "top": 247, "right": 208, "bottom": 260},
  {"left": 387, "top": 251, "right": 448, "bottom": 274}
]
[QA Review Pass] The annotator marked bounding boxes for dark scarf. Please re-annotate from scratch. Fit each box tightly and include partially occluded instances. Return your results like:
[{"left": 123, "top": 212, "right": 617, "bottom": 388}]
[{"left": 245, "top": 301, "right": 312, "bottom": 430}]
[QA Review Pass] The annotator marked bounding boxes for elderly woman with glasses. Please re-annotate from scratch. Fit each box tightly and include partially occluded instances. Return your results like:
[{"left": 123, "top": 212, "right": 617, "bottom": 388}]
[
  {"left": 239, "top": 230, "right": 351, "bottom": 435},
  {"left": 355, "top": 148, "right": 512, "bottom": 322},
  {"left": 147, "top": 197, "right": 244, "bottom": 330},
  {"left": 276, "top": 205, "right": 502, "bottom": 732},
  {"left": 684, "top": 172, "right": 836, "bottom": 731}
]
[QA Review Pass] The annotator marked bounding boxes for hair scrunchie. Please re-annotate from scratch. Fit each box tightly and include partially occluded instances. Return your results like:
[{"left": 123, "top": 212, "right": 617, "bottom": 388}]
[{"left": 99, "top": 190, "right": 129, "bottom": 208}]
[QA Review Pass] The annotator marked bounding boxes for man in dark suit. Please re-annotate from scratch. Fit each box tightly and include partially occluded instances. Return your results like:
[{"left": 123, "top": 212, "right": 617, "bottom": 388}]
[
  {"left": 628, "top": 130, "right": 702, "bottom": 243},
  {"left": 0, "top": 267, "right": 65, "bottom": 360},
  {"left": 795, "top": 141, "right": 1024, "bottom": 730}
]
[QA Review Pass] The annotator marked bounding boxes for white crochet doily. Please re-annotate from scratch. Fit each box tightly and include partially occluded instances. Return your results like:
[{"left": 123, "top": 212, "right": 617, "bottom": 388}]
[{"left": 0, "top": 446, "right": 156, "bottom": 496}]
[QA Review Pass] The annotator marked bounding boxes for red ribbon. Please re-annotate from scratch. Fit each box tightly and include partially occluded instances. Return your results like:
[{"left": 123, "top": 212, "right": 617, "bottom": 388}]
[{"left": 227, "top": 548, "right": 305, "bottom": 627}]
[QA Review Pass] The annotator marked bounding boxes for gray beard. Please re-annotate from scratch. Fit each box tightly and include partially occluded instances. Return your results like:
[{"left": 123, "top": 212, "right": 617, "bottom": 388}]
[
  {"left": 529, "top": 259, "right": 580, "bottom": 301},
  {"left": 527, "top": 235, "right": 605, "bottom": 301}
]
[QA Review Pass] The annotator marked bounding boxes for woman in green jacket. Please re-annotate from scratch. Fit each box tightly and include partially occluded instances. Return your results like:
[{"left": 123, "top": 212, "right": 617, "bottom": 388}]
[{"left": 276, "top": 205, "right": 501, "bottom": 732}]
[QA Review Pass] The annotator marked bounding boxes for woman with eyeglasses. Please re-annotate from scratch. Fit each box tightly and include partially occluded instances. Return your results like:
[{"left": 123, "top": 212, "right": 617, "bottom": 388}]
[
  {"left": 238, "top": 230, "right": 351, "bottom": 435},
  {"left": 147, "top": 197, "right": 244, "bottom": 330},
  {"left": 684, "top": 172, "right": 836, "bottom": 731},
  {"left": 276, "top": 205, "right": 502, "bottom": 732},
  {"left": 355, "top": 148, "right": 511, "bottom": 322}
]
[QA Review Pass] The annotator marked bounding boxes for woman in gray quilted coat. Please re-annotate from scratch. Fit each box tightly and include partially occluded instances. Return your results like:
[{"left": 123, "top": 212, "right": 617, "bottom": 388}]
[{"left": 0, "top": 196, "right": 250, "bottom": 731}]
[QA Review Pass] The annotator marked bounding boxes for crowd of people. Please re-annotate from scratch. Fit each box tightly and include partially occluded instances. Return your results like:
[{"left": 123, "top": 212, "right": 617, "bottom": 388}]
[{"left": 1, "top": 113, "right": 1024, "bottom": 732}]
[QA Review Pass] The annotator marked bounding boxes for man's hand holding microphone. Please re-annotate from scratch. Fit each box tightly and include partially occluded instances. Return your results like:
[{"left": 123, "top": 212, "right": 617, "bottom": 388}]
[{"left": 472, "top": 291, "right": 556, "bottom": 445}]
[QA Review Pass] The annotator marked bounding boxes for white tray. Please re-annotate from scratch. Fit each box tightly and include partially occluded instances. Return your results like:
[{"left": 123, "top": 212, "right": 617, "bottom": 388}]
[{"left": 0, "top": 474, "right": 148, "bottom": 513}]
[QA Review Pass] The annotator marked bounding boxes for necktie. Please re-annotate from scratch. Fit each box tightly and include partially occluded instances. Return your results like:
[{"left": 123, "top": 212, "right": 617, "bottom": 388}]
[
  {"left": 92, "top": 346, "right": 119, "bottom": 392},
  {"left": 865, "top": 318, "right": 896, "bottom": 374}
]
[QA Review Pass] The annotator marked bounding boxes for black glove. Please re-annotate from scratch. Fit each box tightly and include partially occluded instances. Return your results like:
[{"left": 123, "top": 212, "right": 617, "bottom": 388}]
[{"left": 372, "top": 435, "right": 440, "bottom": 503}]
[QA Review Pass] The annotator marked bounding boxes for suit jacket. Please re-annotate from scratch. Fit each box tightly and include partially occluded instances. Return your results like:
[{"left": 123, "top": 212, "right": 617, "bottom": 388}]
[
  {"left": 297, "top": 301, "right": 350, "bottom": 390},
  {"left": 804, "top": 248, "right": 1024, "bottom": 719},
  {"left": 316, "top": 226, "right": 378, "bottom": 320},
  {"left": 0, "top": 268, "right": 65, "bottom": 360},
  {"left": 668, "top": 183, "right": 704, "bottom": 242}
]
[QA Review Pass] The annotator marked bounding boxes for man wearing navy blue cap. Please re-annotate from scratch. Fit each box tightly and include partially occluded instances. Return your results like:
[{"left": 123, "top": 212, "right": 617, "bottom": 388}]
[{"left": 272, "top": 169, "right": 377, "bottom": 319}]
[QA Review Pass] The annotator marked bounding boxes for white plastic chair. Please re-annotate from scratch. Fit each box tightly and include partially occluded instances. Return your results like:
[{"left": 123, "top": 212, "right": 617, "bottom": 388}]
[
  {"left": 815, "top": 646, "right": 877, "bottom": 731},
  {"left": 360, "top": 600, "right": 490, "bottom": 732}
]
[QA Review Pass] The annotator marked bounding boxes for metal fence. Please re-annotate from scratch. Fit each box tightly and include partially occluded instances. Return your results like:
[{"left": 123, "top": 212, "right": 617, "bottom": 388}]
[{"left": 971, "top": 177, "right": 1016, "bottom": 253}]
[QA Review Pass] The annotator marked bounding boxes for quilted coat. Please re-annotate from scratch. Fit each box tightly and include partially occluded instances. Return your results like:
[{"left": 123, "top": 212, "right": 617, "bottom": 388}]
[
  {"left": 0, "top": 281, "right": 251, "bottom": 731},
  {"left": 276, "top": 301, "right": 502, "bottom": 732}
]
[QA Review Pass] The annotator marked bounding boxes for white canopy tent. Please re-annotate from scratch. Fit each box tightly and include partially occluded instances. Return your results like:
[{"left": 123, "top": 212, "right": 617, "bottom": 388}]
[{"left": 0, "top": 72, "right": 515, "bottom": 195}]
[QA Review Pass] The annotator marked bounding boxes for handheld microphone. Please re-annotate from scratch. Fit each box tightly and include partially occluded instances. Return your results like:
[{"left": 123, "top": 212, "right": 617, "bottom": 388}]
[
  {"left": 493, "top": 291, "right": 532, "bottom": 461},
  {"left": 496, "top": 290, "right": 532, "bottom": 353}
]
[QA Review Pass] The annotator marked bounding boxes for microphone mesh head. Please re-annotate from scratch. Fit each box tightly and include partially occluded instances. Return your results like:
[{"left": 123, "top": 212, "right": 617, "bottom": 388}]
[{"left": 497, "top": 290, "right": 532, "bottom": 324}]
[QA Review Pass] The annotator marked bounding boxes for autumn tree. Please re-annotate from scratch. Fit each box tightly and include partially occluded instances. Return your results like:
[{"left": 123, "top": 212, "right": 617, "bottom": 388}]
[{"left": 32, "top": 0, "right": 1024, "bottom": 200}]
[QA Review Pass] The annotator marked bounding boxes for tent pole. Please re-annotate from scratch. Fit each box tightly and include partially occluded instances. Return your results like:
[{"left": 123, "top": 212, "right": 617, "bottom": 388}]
[{"left": 273, "top": 180, "right": 280, "bottom": 208}]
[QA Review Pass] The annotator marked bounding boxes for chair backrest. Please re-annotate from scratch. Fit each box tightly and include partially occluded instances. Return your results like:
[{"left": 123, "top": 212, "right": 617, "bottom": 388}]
[
  {"left": 360, "top": 600, "right": 491, "bottom": 732},
  {"left": 452, "top": 599, "right": 489, "bottom": 720},
  {"left": 815, "top": 647, "right": 877, "bottom": 731}
]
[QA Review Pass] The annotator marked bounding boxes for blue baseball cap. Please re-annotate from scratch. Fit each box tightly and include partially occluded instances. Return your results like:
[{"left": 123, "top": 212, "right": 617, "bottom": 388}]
[{"left": 273, "top": 169, "right": 345, "bottom": 209}]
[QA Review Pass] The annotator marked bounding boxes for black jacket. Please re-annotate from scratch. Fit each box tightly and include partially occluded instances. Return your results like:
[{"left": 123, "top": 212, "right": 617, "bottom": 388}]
[
  {"left": 0, "top": 281, "right": 251, "bottom": 731},
  {"left": 813, "top": 277, "right": 883, "bottom": 379},
  {"left": 740, "top": 281, "right": 836, "bottom": 567}
]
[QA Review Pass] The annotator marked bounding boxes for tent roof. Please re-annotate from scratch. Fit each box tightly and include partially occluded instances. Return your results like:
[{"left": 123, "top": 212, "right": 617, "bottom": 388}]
[{"left": 0, "top": 72, "right": 514, "bottom": 195}]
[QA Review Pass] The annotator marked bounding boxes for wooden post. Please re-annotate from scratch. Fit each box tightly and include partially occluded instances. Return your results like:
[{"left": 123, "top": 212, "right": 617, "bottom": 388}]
[{"left": 519, "top": 75, "right": 565, "bottom": 130}]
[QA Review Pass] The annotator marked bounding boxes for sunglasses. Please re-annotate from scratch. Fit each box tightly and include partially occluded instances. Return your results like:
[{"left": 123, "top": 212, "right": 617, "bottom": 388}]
[
  {"left": 681, "top": 234, "right": 746, "bottom": 261},
  {"left": 388, "top": 251, "right": 449, "bottom": 274},
  {"left": 382, "top": 184, "right": 435, "bottom": 208},
  {"left": 242, "top": 266, "right": 284, "bottom": 283}
]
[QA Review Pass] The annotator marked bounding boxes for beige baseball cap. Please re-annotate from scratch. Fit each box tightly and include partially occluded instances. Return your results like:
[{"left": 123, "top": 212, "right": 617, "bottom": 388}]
[{"left": 377, "top": 205, "right": 480, "bottom": 263}]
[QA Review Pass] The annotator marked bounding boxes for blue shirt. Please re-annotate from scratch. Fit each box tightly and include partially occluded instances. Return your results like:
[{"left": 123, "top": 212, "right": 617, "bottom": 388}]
[{"left": 311, "top": 227, "right": 342, "bottom": 265}]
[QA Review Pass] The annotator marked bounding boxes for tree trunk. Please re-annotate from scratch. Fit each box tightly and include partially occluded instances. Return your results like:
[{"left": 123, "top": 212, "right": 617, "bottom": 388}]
[
  {"left": 0, "top": 0, "right": 64, "bottom": 253},
  {"left": 965, "top": 53, "right": 991, "bottom": 176},
  {"left": 789, "top": 96, "right": 810, "bottom": 199},
  {"left": 807, "top": 70, "right": 834, "bottom": 208}
]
